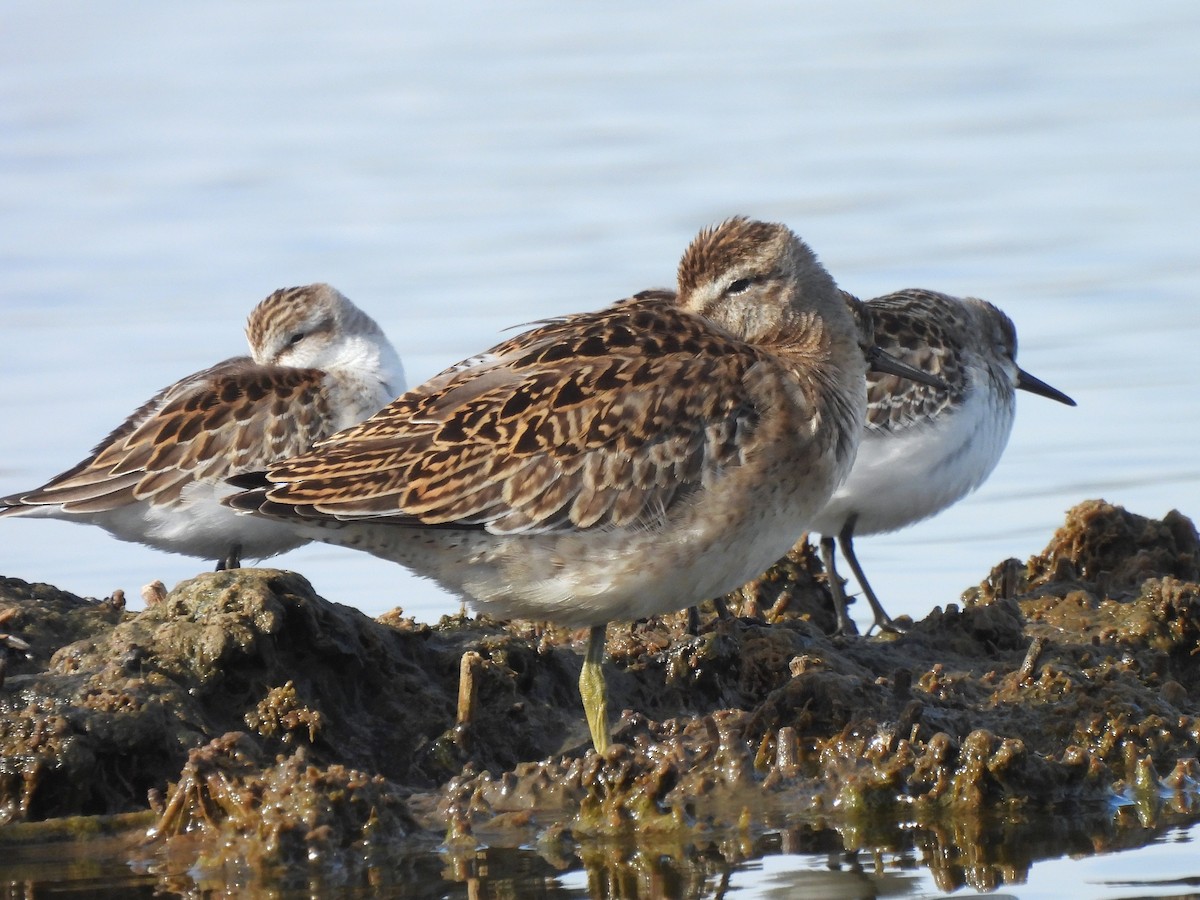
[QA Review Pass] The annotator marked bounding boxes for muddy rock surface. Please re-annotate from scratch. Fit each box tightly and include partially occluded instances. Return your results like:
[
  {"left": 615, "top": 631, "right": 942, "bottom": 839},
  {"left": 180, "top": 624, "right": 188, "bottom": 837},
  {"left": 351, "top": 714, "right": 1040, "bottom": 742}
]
[{"left": 1, "top": 499, "right": 1199, "bottom": 887}]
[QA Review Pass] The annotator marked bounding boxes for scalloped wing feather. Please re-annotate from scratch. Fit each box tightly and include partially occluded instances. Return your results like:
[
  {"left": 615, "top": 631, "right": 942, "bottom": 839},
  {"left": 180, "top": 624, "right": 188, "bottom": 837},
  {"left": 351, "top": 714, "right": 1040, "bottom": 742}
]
[
  {"left": 864, "top": 289, "right": 968, "bottom": 432},
  {"left": 260, "top": 292, "right": 765, "bottom": 535},
  {"left": 1, "top": 358, "right": 336, "bottom": 514}
]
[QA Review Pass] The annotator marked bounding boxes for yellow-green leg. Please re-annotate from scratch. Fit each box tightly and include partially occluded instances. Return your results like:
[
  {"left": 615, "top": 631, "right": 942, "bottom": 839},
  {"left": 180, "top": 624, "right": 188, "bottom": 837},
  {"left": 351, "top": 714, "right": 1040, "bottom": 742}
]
[{"left": 579, "top": 623, "right": 610, "bottom": 753}]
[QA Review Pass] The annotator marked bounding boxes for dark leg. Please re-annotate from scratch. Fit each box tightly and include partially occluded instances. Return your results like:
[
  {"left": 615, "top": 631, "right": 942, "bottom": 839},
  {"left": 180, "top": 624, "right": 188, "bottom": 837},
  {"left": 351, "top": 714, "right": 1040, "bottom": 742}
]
[
  {"left": 838, "top": 517, "right": 901, "bottom": 634},
  {"left": 821, "top": 534, "right": 857, "bottom": 636},
  {"left": 686, "top": 597, "right": 733, "bottom": 635},
  {"left": 215, "top": 543, "right": 243, "bottom": 572}
]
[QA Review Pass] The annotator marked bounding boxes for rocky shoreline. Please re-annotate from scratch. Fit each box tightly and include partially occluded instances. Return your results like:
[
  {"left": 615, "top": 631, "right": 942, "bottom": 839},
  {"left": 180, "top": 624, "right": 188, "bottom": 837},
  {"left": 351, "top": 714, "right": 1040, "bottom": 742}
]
[{"left": 2, "top": 499, "right": 1198, "bottom": 891}]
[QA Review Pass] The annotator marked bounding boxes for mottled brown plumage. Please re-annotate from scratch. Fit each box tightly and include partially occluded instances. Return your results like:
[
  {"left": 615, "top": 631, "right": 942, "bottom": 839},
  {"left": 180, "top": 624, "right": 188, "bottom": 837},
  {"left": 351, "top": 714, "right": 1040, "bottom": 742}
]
[
  {"left": 15, "top": 361, "right": 332, "bottom": 513},
  {"left": 261, "top": 290, "right": 774, "bottom": 536},
  {"left": 229, "top": 218, "right": 872, "bottom": 751},
  {"left": 1, "top": 284, "right": 404, "bottom": 568},
  {"left": 862, "top": 288, "right": 976, "bottom": 429}
]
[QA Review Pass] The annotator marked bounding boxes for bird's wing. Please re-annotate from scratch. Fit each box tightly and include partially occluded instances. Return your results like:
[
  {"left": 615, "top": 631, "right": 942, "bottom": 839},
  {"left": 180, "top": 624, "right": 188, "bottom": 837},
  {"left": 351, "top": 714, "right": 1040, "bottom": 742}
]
[
  {"left": 249, "top": 290, "right": 766, "bottom": 535},
  {"left": 864, "top": 289, "right": 967, "bottom": 433},
  {"left": 2, "top": 358, "right": 336, "bottom": 513}
]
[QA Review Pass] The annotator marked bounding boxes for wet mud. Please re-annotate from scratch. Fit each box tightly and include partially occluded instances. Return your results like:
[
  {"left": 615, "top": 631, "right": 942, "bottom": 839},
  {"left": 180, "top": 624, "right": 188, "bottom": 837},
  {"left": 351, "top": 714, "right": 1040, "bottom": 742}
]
[{"left": 1, "top": 499, "right": 1199, "bottom": 894}]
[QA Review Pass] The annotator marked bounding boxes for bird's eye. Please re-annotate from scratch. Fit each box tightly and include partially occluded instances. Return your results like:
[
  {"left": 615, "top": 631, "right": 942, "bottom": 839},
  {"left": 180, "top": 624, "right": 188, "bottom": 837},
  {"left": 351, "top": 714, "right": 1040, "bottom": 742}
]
[
  {"left": 728, "top": 277, "right": 753, "bottom": 294},
  {"left": 287, "top": 332, "right": 305, "bottom": 346}
]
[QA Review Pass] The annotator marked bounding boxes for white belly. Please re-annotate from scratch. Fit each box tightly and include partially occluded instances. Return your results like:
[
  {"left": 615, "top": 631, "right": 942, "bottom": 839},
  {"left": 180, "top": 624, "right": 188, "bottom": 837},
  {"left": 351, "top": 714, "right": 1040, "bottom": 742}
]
[
  {"left": 18, "top": 480, "right": 307, "bottom": 563},
  {"left": 810, "top": 387, "right": 1015, "bottom": 537},
  {"left": 285, "top": 441, "right": 847, "bottom": 627}
]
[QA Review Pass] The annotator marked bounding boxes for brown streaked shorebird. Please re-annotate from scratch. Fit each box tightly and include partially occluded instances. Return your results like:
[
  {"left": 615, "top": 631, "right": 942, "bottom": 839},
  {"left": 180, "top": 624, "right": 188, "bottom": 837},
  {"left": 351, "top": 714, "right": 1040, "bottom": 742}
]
[
  {"left": 0, "top": 284, "right": 405, "bottom": 570},
  {"left": 810, "top": 288, "right": 1075, "bottom": 635},
  {"left": 226, "top": 218, "right": 928, "bottom": 752}
]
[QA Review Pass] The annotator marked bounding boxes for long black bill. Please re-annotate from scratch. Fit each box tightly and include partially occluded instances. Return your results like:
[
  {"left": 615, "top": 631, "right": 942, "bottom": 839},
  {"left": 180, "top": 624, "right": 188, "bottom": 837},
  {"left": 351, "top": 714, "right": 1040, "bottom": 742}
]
[
  {"left": 866, "top": 346, "right": 948, "bottom": 390},
  {"left": 1017, "top": 368, "right": 1076, "bottom": 406}
]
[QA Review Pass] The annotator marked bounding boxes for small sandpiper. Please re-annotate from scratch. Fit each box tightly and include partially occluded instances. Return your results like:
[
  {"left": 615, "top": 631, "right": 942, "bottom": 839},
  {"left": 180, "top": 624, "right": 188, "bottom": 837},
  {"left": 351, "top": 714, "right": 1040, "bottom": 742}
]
[
  {"left": 808, "top": 287, "right": 1076, "bottom": 635},
  {"left": 227, "top": 219, "right": 931, "bottom": 752},
  {"left": 0, "top": 284, "right": 405, "bottom": 570}
]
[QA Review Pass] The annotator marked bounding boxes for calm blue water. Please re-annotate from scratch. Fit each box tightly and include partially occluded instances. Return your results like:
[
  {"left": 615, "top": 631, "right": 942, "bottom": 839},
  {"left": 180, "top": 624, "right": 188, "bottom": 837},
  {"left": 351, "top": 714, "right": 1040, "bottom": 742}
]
[
  {"left": 705, "top": 821, "right": 1200, "bottom": 898},
  {"left": 2, "top": 1, "right": 1199, "bottom": 893}
]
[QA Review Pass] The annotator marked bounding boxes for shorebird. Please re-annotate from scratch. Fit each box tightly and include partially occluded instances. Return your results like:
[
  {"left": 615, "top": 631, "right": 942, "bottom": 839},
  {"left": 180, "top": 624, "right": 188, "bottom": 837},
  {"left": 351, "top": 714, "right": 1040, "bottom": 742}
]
[
  {"left": 0, "top": 284, "right": 405, "bottom": 570},
  {"left": 809, "top": 287, "right": 1075, "bottom": 635},
  {"left": 227, "top": 218, "right": 929, "bottom": 752}
]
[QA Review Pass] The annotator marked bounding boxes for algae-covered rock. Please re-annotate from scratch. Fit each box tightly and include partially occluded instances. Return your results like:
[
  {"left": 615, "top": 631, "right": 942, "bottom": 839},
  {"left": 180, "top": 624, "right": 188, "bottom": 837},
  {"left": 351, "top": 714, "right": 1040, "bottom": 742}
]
[
  {"left": 0, "top": 567, "right": 598, "bottom": 825},
  {"left": 0, "top": 577, "right": 127, "bottom": 678},
  {"left": 440, "top": 500, "right": 1200, "bottom": 841},
  {"left": 145, "top": 731, "right": 418, "bottom": 881},
  {"left": 1, "top": 499, "right": 1199, "bottom": 889},
  {"left": 1027, "top": 500, "right": 1200, "bottom": 596}
]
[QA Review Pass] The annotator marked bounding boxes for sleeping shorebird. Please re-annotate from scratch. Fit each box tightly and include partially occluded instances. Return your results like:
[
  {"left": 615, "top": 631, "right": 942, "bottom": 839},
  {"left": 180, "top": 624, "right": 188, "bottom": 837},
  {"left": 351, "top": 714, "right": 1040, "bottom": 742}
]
[{"left": 0, "top": 284, "right": 404, "bottom": 570}]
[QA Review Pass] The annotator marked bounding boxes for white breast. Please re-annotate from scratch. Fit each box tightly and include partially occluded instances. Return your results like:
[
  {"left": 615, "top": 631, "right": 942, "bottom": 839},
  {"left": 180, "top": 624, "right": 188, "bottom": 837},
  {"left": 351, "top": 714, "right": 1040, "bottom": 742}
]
[{"left": 809, "top": 380, "right": 1016, "bottom": 537}]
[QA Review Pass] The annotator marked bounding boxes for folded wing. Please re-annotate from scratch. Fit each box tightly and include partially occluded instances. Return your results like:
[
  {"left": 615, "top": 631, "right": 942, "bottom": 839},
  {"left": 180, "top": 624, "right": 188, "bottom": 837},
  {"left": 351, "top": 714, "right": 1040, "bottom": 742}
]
[
  {"left": 2, "top": 359, "right": 335, "bottom": 514},
  {"left": 252, "top": 291, "right": 766, "bottom": 535}
]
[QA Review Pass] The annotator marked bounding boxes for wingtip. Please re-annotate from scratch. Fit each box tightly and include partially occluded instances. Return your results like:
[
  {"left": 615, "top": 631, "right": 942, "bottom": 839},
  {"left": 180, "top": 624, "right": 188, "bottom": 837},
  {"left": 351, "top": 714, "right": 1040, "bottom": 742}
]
[
  {"left": 867, "top": 346, "right": 949, "bottom": 391},
  {"left": 0, "top": 491, "right": 34, "bottom": 516},
  {"left": 227, "top": 470, "right": 271, "bottom": 490},
  {"left": 222, "top": 484, "right": 269, "bottom": 513},
  {"left": 222, "top": 484, "right": 311, "bottom": 524}
]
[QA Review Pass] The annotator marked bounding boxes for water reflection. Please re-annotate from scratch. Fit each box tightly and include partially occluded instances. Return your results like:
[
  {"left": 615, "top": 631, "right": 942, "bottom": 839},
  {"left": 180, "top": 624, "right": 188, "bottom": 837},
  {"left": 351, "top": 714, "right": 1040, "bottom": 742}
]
[
  {"left": 6, "top": 803, "right": 1197, "bottom": 898},
  {"left": 447, "top": 808, "right": 1200, "bottom": 899}
]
